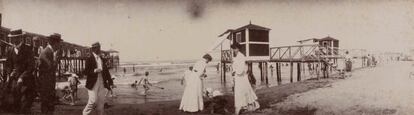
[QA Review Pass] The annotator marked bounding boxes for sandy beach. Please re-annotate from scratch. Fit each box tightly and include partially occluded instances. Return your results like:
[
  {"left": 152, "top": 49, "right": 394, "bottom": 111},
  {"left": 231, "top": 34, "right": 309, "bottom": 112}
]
[
  {"left": 2, "top": 60, "right": 407, "bottom": 115},
  {"left": 27, "top": 63, "right": 338, "bottom": 115}
]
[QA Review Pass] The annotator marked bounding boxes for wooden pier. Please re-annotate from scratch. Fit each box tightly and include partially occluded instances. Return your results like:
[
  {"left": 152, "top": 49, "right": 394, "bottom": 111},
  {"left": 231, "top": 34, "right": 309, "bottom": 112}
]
[
  {"left": 0, "top": 27, "right": 120, "bottom": 79},
  {"left": 218, "top": 23, "right": 366, "bottom": 85}
]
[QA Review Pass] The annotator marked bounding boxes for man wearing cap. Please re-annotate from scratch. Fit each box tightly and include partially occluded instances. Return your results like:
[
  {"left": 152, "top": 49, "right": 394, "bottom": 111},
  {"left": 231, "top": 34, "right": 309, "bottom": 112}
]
[
  {"left": 38, "top": 33, "right": 62, "bottom": 114},
  {"left": 83, "top": 42, "right": 113, "bottom": 115}
]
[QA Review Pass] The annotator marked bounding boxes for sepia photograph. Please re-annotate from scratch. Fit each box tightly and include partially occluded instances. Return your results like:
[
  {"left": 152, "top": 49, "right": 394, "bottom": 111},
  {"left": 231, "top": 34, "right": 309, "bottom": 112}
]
[{"left": 0, "top": 0, "right": 413, "bottom": 115}]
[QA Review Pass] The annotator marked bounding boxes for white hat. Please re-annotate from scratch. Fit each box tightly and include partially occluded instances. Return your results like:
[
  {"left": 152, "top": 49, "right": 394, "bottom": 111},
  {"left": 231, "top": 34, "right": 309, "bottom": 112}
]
[{"left": 212, "top": 90, "right": 223, "bottom": 97}]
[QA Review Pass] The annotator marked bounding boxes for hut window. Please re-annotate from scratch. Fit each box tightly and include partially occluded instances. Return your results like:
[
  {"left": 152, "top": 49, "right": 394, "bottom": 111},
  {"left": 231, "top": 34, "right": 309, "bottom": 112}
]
[{"left": 236, "top": 32, "right": 242, "bottom": 43}]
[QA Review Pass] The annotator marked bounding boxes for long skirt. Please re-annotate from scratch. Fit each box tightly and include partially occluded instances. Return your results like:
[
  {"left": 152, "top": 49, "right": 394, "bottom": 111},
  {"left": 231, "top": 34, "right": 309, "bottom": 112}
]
[
  {"left": 234, "top": 74, "right": 260, "bottom": 111},
  {"left": 179, "top": 75, "right": 203, "bottom": 112}
]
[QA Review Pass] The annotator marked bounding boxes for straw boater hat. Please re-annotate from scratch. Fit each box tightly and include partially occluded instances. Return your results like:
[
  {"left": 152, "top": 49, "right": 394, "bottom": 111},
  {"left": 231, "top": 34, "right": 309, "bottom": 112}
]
[
  {"left": 212, "top": 90, "right": 223, "bottom": 97},
  {"left": 48, "top": 33, "right": 62, "bottom": 43},
  {"left": 91, "top": 42, "right": 100, "bottom": 48}
]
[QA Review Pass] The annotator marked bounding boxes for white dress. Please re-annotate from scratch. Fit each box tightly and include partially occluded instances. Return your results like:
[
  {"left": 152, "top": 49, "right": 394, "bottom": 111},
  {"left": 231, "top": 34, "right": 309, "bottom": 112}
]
[
  {"left": 179, "top": 60, "right": 205, "bottom": 112},
  {"left": 233, "top": 52, "right": 260, "bottom": 110}
]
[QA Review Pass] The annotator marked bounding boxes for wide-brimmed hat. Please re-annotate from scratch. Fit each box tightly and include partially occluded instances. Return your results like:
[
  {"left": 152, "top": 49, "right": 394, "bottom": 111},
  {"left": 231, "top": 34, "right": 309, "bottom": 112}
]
[
  {"left": 91, "top": 42, "right": 100, "bottom": 48},
  {"left": 48, "top": 33, "right": 63, "bottom": 43}
]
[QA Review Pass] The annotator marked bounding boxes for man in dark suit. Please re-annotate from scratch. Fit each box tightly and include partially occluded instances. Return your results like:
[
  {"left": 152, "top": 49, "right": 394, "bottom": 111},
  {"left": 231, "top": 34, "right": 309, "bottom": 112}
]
[
  {"left": 2, "top": 38, "right": 36, "bottom": 113},
  {"left": 83, "top": 42, "right": 113, "bottom": 115},
  {"left": 38, "top": 33, "right": 62, "bottom": 114}
]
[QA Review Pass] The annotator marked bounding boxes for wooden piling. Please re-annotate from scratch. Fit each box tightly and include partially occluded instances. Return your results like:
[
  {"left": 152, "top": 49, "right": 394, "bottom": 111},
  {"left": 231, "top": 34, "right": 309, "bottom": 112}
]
[
  {"left": 222, "top": 62, "right": 226, "bottom": 82},
  {"left": 75, "top": 59, "right": 78, "bottom": 73},
  {"left": 297, "top": 63, "right": 301, "bottom": 81},
  {"left": 265, "top": 62, "right": 269, "bottom": 84},
  {"left": 290, "top": 62, "right": 293, "bottom": 83},
  {"left": 220, "top": 62, "right": 223, "bottom": 82},
  {"left": 276, "top": 62, "right": 281, "bottom": 83}
]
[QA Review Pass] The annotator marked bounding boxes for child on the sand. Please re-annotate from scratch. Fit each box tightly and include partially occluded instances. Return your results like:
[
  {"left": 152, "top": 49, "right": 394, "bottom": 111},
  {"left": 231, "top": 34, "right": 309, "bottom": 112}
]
[
  {"left": 138, "top": 71, "right": 152, "bottom": 95},
  {"left": 67, "top": 73, "right": 80, "bottom": 105}
]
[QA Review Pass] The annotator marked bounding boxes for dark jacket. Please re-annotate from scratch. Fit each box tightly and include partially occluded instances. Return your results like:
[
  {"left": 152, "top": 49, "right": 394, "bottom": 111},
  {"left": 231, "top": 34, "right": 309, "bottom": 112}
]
[
  {"left": 5, "top": 44, "right": 35, "bottom": 86},
  {"left": 84, "top": 53, "right": 113, "bottom": 90},
  {"left": 38, "top": 46, "right": 56, "bottom": 73}
]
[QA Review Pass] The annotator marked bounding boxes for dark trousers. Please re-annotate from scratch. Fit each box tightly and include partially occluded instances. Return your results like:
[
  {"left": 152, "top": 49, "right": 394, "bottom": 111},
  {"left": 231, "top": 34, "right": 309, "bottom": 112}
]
[
  {"left": 16, "top": 84, "right": 36, "bottom": 112},
  {"left": 38, "top": 72, "right": 56, "bottom": 113},
  {"left": 2, "top": 77, "right": 35, "bottom": 113}
]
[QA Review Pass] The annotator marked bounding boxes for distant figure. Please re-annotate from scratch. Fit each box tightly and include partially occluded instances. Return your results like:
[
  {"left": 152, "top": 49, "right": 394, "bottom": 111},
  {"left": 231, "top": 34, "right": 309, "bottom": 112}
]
[
  {"left": 308, "top": 63, "right": 314, "bottom": 75},
  {"left": 179, "top": 54, "right": 211, "bottom": 112},
  {"left": 138, "top": 71, "right": 152, "bottom": 95},
  {"left": 270, "top": 65, "right": 274, "bottom": 77},
  {"left": 322, "top": 61, "right": 329, "bottom": 78},
  {"left": 131, "top": 80, "right": 138, "bottom": 88},
  {"left": 216, "top": 63, "right": 220, "bottom": 73},
  {"left": 123, "top": 68, "right": 126, "bottom": 77},
  {"left": 367, "top": 54, "right": 372, "bottom": 67},
  {"left": 344, "top": 51, "right": 353, "bottom": 77},
  {"left": 371, "top": 55, "right": 376, "bottom": 67}
]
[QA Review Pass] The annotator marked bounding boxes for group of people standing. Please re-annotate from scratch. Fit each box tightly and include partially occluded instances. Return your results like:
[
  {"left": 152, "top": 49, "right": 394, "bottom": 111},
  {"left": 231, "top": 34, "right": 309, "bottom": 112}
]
[
  {"left": 179, "top": 43, "right": 260, "bottom": 115},
  {"left": 0, "top": 33, "right": 63, "bottom": 114},
  {"left": 0, "top": 32, "right": 114, "bottom": 115}
]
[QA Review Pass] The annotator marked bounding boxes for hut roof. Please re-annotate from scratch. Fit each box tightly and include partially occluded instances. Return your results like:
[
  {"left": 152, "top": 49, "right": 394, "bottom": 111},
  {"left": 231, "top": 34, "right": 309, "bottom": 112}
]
[
  {"left": 297, "top": 36, "right": 338, "bottom": 44},
  {"left": 219, "top": 23, "right": 270, "bottom": 40},
  {"left": 106, "top": 49, "right": 119, "bottom": 53},
  {"left": 319, "top": 36, "right": 338, "bottom": 41},
  {"left": 234, "top": 23, "right": 271, "bottom": 32},
  {"left": 297, "top": 38, "right": 319, "bottom": 43}
]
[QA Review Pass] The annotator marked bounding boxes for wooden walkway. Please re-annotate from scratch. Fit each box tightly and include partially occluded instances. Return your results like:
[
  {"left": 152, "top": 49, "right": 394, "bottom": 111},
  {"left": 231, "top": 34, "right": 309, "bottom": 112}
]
[{"left": 220, "top": 44, "right": 367, "bottom": 84}]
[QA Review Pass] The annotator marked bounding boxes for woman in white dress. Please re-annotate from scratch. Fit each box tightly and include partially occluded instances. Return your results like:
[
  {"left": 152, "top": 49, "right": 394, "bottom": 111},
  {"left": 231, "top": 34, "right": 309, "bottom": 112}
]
[
  {"left": 179, "top": 66, "right": 193, "bottom": 110},
  {"left": 179, "top": 54, "right": 212, "bottom": 112},
  {"left": 231, "top": 43, "right": 260, "bottom": 115}
]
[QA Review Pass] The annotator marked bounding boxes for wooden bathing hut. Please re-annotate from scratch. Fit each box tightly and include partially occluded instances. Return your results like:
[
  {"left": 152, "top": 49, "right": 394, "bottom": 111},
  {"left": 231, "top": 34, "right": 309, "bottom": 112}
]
[{"left": 220, "top": 23, "right": 271, "bottom": 84}]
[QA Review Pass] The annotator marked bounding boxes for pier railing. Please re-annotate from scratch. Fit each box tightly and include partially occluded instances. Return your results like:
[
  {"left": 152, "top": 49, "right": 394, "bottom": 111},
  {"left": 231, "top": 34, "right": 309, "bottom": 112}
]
[
  {"left": 0, "top": 59, "right": 6, "bottom": 82},
  {"left": 57, "top": 57, "right": 87, "bottom": 76},
  {"left": 269, "top": 44, "right": 345, "bottom": 62}
]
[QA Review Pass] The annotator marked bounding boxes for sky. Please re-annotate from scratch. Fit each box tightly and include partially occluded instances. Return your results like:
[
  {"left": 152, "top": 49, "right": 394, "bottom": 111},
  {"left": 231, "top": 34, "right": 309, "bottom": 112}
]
[{"left": 0, "top": 0, "right": 413, "bottom": 62}]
